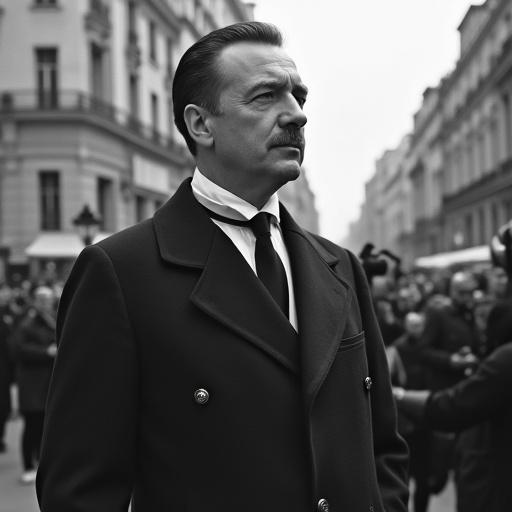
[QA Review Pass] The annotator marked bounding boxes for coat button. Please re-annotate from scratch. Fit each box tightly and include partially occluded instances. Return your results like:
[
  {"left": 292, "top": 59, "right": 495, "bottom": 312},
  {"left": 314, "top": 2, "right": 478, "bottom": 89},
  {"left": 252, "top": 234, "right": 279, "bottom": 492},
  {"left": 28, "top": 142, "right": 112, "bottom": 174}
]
[
  {"left": 317, "top": 498, "right": 330, "bottom": 512},
  {"left": 364, "top": 376, "right": 372, "bottom": 391},
  {"left": 194, "top": 388, "right": 209, "bottom": 405}
]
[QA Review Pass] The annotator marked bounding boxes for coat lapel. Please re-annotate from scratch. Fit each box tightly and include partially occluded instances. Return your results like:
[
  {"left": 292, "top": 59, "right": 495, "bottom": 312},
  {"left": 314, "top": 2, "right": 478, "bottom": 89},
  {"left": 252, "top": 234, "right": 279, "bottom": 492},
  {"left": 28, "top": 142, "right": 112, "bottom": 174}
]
[
  {"left": 153, "top": 179, "right": 299, "bottom": 374},
  {"left": 280, "top": 206, "right": 350, "bottom": 412}
]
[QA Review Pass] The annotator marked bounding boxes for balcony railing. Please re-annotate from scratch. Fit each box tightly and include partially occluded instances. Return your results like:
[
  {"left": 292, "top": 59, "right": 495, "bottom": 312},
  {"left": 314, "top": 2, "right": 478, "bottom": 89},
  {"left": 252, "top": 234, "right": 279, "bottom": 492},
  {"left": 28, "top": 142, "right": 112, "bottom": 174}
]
[{"left": 0, "top": 89, "right": 187, "bottom": 158}]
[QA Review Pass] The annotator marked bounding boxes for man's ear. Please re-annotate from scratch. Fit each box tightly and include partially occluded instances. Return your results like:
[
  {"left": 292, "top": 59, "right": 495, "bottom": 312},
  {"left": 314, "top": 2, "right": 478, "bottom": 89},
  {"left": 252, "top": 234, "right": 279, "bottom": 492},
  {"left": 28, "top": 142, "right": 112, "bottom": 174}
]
[{"left": 183, "top": 104, "right": 214, "bottom": 149}]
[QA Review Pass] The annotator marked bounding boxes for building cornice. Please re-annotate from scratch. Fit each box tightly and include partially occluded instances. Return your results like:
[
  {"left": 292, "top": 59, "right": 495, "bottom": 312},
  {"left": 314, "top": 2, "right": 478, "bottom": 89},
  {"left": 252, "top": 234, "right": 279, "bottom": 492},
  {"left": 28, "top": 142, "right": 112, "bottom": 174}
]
[
  {"left": 145, "top": 0, "right": 181, "bottom": 35},
  {"left": 0, "top": 90, "right": 191, "bottom": 167},
  {"left": 5, "top": 110, "right": 190, "bottom": 167},
  {"left": 179, "top": 16, "right": 202, "bottom": 40},
  {"left": 441, "top": 34, "right": 512, "bottom": 135},
  {"left": 227, "top": 0, "right": 249, "bottom": 22},
  {"left": 457, "top": 4, "right": 487, "bottom": 32},
  {"left": 442, "top": 157, "right": 512, "bottom": 212},
  {"left": 442, "top": 0, "right": 509, "bottom": 93},
  {"left": 410, "top": 109, "right": 441, "bottom": 150}
]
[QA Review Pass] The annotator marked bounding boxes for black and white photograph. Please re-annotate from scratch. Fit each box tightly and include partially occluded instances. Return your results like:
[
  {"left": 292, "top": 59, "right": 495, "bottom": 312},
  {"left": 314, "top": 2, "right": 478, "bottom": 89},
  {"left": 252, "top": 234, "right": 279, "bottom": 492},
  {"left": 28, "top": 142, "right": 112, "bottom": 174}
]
[{"left": 0, "top": 1, "right": 511, "bottom": 511}]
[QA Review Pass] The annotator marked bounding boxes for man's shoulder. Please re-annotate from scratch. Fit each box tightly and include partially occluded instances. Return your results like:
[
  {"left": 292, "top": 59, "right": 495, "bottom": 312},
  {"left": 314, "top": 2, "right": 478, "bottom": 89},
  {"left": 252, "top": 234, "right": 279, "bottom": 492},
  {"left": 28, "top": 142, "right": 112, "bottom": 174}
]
[
  {"left": 301, "top": 231, "right": 359, "bottom": 283},
  {"left": 304, "top": 229, "right": 348, "bottom": 257},
  {"left": 95, "top": 218, "right": 155, "bottom": 258}
]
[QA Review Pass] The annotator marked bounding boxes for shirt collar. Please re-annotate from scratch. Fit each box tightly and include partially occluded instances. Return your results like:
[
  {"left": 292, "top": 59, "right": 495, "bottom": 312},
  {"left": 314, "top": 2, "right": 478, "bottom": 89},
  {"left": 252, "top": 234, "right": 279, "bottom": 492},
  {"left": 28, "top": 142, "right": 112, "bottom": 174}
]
[{"left": 191, "top": 168, "right": 280, "bottom": 223}]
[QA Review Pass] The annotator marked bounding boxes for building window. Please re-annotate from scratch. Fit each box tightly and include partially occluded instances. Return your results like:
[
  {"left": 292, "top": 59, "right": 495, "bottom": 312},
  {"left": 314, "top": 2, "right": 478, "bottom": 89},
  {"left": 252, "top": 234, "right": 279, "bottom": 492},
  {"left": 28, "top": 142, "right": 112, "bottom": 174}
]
[
  {"left": 503, "top": 93, "right": 512, "bottom": 159},
  {"left": 135, "top": 194, "right": 146, "bottom": 222},
  {"left": 35, "top": 47, "right": 58, "bottom": 108},
  {"left": 33, "top": 0, "right": 57, "bottom": 6},
  {"left": 128, "top": 0, "right": 136, "bottom": 34},
  {"left": 167, "top": 96, "right": 174, "bottom": 139},
  {"left": 97, "top": 177, "right": 114, "bottom": 231},
  {"left": 464, "top": 213, "right": 473, "bottom": 247},
  {"left": 490, "top": 117, "right": 500, "bottom": 169},
  {"left": 129, "top": 73, "right": 139, "bottom": 120},
  {"left": 478, "top": 207, "right": 486, "bottom": 245},
  {"left": 90, "top": 42, "right": 104, "bottom": 100},
  {"left": 151, "top": 92, "right": 159, "bottom": 136},
  {"left": 149, "top": 20, "right": 157, "bottom": 63},
  {"left": 39, "top": 171, "right": 61, "bottom": 231},
  {"left": 166, "top": 37, "right": 173, "bottom": 73},
  {"left": 504, "top": 199, "right": 512, "bottom": 224},
  {"left": 491, "top": 202, "right": 500, "bottom": 232}
]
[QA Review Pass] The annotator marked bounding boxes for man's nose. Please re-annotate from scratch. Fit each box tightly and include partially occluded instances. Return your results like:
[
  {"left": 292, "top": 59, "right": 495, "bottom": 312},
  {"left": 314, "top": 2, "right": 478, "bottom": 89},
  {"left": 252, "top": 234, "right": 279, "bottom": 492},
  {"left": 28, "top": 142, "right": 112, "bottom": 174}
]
[{"left": 278, "top": 95, "right": 307, "bottom": 128}]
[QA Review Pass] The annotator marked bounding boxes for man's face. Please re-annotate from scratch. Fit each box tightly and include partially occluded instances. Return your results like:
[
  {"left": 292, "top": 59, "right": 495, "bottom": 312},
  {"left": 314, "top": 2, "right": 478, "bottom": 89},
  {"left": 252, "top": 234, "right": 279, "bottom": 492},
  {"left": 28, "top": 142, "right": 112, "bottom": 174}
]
[
  {"left": 404, "top": 313, "right": 425, "bottom": 339},
  {"left": 490, "top": 267, "right": 508, "bottom": 298},
  {"left": 208, "top": 42, "right": 307, "bottom": 200},
  {"left": 33, "top": 289, "right": 55, "bottom": 315},
  {"left": 450, "top": 273, "right": 477, "bottom": 310}
]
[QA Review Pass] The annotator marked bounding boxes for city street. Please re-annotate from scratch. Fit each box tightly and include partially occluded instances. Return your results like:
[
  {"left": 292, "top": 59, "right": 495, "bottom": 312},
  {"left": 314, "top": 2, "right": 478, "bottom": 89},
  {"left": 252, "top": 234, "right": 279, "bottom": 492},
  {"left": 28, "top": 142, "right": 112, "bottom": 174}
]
[
  {"left": 0, "top": 419, "right": 39, "bottom": 512},
  {"left": 0, "top": 417, "right": 456, "bottom": 512}
]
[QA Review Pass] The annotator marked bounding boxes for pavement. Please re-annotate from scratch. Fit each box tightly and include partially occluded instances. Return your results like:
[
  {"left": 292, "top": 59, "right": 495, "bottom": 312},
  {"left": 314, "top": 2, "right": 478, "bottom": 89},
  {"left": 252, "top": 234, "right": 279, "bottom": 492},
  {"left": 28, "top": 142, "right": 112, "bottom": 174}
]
[
  {"left": 0, "top": 418, "right": 39, "bottom": 512},
  {"left": 0, "top": 417, "right": 456, "bottom": 512}
]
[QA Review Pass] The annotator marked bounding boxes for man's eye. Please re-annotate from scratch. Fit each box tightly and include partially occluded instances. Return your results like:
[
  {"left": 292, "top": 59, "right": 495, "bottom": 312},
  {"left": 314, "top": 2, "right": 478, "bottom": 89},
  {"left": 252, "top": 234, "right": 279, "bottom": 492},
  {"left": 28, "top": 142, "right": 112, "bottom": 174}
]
[{"left": 255, "top": 92, "right": 274, "bottom": 101}]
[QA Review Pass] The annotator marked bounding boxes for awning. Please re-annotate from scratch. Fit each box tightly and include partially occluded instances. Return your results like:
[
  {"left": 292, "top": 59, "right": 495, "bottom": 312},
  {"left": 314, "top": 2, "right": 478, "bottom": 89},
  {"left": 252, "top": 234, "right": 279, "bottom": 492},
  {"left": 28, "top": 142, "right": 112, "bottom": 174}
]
[
  {"left": 414, "top": 245, "right": 491, "bottom": 268},
  {"left": 25, "top": 232, "right": 111, "bottom": 258}
]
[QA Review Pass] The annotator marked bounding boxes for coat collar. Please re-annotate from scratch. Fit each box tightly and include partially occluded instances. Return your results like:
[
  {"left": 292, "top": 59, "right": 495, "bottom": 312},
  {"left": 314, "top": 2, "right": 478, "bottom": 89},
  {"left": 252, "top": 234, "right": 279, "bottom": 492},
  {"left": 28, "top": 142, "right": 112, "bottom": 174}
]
[
  {"left": 154, "top": 178, "right": 350, "bottom": 405},
  {"left": 154, "top": 178, "right": 299, "bottom": 373}
]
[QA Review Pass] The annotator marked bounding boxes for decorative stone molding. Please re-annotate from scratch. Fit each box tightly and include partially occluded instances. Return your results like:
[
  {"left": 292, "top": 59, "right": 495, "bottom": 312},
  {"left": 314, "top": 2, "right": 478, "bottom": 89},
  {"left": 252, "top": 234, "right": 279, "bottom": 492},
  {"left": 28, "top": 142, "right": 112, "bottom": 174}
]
[
  {"left": 126, "top": 30, "right": 141, "bottom": 72},
  {"left": 84, "top": 0, "right": 111, "bottom": 40}
]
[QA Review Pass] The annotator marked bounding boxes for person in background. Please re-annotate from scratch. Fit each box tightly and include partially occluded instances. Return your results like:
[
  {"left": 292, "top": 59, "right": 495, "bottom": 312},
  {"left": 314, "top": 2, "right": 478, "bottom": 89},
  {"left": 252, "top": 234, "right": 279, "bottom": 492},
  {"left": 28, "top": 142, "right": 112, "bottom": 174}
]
[
  {"left": 12, "top": 285, "right": 57, "bottom": 484},
  {"left": 420, "top": 271, "right": 480, "bottom": 391},
  {"left": 417, "top": 271, "right": 480, "bottom": 500},
  {"left": 0, "top": 285, "right": 15, "bottom": 453},
  {"left": 375, "top": 298, "right": 404, "bottom": 347},
  {"left": 394, "top": 286, "right": 418, "bottom": 324},
  {"left": 394, "top": 339, "right": 512, "bottom": 512},
  {"left": 394, "top": 312, "right": 431, "bottom": 512}
]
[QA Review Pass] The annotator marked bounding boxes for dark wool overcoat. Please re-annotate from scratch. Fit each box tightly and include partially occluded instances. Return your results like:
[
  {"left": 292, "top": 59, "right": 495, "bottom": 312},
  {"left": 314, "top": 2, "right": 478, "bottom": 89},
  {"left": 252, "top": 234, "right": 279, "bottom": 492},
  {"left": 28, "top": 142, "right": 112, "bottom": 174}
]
[
  {"left": 36, "top": 179, "right": 408, "bottom": 512},
  {"left": 425, "top": 342, "right": 512, "bottom": 512}
]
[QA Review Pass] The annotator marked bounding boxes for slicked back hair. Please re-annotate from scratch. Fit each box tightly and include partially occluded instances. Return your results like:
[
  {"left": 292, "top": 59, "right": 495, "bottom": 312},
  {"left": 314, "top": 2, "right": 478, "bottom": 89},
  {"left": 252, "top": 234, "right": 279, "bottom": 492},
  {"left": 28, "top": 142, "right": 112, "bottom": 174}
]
[{"left": 172, "top": 21, "right": 283, "bottom": 155}]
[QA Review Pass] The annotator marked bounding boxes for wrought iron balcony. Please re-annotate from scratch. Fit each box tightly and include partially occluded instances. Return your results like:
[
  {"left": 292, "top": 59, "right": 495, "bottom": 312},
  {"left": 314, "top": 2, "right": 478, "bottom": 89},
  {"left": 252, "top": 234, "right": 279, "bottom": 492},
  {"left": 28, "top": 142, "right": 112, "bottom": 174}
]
[{"left": 0, "top": 89, "right": 188, "bottom": 162}]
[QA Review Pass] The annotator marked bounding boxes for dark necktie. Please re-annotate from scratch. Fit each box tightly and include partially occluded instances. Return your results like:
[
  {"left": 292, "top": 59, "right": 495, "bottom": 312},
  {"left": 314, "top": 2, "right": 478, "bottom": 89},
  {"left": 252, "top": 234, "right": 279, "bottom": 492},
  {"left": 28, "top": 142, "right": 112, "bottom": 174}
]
[
  {"left": 201, "top": 206, "right": 289, "bottom": 318},
  {"left": 248, "top": 212, "right": 289, "bottom": 318}
]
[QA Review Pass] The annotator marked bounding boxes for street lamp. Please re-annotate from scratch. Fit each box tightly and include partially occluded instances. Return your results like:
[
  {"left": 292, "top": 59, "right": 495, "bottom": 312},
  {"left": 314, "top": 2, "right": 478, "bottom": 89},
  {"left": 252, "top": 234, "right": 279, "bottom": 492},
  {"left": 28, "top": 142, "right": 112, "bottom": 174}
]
[{"left": 73, "top": 205, "right": 101, "bottom": 246}]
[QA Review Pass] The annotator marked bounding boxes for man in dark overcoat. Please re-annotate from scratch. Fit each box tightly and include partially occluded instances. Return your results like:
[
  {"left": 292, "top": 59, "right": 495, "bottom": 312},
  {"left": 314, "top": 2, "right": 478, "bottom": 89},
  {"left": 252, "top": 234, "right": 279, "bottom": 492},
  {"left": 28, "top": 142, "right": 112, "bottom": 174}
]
[
  {"left": 36, "top": 22, "right": 408, "bottom": 512},
  {"left": 394, "top": 339, "right": 512, "bottom": 512},
  {"left": 420, "top": 271, "right": 480, "bottom": 392}
]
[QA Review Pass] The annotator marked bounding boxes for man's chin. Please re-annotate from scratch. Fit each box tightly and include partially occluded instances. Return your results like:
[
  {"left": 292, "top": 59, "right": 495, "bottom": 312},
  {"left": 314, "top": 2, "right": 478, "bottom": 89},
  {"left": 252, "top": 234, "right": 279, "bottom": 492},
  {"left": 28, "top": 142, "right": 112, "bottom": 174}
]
[{"left": 276, "top": 162, "right": 301, "bottom": 185}]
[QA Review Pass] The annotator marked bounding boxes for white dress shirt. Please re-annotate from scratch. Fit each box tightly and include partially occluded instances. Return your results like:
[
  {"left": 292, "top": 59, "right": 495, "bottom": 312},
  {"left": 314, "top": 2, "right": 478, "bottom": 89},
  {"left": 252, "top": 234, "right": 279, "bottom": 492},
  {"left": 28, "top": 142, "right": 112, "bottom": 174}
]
[{"left": 191, "top": 168, "right": 298, "bottom": 331}]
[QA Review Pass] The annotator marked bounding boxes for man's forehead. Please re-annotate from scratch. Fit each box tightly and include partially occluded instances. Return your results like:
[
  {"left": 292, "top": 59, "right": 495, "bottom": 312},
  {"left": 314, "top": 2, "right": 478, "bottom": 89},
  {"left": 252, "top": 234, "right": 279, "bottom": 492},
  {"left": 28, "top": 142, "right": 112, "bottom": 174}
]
[{"left": 217, "top": 42, "right": 305, "bottom": 89}]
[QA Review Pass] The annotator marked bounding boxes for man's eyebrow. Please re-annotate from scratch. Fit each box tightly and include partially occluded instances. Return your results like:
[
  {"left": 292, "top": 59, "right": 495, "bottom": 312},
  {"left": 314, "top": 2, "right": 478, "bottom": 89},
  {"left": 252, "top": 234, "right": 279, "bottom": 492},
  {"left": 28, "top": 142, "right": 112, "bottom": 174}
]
[{"left": 246, "top": 78, "right": 308, "bottom": 97}]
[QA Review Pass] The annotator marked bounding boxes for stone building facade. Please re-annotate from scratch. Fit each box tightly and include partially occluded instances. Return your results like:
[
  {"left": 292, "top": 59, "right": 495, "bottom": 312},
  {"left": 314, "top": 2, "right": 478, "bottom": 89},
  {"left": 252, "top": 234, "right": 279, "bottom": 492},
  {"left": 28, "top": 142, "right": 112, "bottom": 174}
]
[
  {"left": 345, "top": 0, "right": 512, "bottom": 269},
  {"left": 0, "top": 0, "right": 258, "bottom": 281}
]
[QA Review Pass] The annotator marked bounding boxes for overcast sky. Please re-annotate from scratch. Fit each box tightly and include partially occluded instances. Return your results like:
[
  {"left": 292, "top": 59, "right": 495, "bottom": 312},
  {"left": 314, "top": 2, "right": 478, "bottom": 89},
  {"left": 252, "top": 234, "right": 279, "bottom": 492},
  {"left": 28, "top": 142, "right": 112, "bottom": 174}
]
[{"left": 253, "top": 0, "right": 480, "bottom": 243}]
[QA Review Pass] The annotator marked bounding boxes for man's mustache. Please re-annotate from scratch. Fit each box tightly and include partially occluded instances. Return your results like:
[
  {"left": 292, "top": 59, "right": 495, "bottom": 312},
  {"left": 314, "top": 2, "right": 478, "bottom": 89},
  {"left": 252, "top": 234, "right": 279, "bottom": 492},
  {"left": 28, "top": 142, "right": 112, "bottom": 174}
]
[{"left": 268, "top": 130, "right": 305, "bottom": 151}]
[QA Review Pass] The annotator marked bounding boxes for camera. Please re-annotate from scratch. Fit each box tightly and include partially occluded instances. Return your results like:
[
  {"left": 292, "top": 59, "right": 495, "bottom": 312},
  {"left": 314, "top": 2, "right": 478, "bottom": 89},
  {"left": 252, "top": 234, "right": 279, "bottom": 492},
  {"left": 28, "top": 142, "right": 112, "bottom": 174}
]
[{"left": 359, "top": 243, "right": 402, "bottom": 283}]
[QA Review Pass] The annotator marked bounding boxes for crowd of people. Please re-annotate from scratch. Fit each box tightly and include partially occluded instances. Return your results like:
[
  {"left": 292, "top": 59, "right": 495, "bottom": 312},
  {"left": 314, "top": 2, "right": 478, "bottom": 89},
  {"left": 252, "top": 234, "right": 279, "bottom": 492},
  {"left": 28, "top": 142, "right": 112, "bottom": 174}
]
[
  {"left": 371, "top": 264, "right": 511, "bottom": 512},
  {"left": 0, "top": 278, "right": 61, "bottom": 484},
  {"left": 1, "top": 258, "right": 510, "bottom": 511}
]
